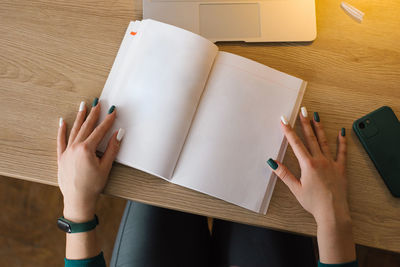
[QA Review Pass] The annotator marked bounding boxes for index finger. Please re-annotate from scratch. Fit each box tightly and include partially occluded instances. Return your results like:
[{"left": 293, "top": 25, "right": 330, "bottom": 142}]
[{"left": 280, "top": 116, "right": 311, "bottom": 161}]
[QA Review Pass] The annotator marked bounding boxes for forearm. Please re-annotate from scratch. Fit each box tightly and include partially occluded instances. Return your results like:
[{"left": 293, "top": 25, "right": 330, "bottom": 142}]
[
  {"left": 316, "top": 213, "right": 356, "bottom": 264},
  {"left": 64, "top": 203, "right": 101, "bottom": 260},
  {"left": 66, "top": 229, "right": 101, "bottom": 260},
  {"left": 62, "top": 206, "right": 106, "bottom": 267}
]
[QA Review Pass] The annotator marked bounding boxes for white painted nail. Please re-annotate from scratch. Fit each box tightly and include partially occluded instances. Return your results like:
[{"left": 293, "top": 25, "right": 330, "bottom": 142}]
[
  {"left": 301, "top": 107, "right": 308, "bottom": 118},
  {"left": 79, "top": 101, "right": 85, "bottom": 112},
  {"left": 116, "top": 128, "right": 125, "bottom": 142},
  {"left": 59, "top": 117, "right": 63, "bottom": 127},
  {"left": 280, "top": 115, "right": 289, "bottom": 125}
]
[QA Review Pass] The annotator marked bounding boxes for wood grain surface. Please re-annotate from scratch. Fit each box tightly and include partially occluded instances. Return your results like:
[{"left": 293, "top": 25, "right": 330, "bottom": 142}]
[{"left": 0, "top": 0, "right": 399, "bottom": 253}]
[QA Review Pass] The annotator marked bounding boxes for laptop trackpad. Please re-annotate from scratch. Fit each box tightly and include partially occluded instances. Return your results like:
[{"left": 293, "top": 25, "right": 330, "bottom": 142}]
[{"left": 199, "top": 3, "right": 261, "bottom": 40}]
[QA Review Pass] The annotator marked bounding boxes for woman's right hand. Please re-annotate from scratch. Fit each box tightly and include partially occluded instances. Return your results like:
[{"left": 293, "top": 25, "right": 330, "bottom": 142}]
[{"left": 267, "top": 107, "right": 356, "bottom": 264}]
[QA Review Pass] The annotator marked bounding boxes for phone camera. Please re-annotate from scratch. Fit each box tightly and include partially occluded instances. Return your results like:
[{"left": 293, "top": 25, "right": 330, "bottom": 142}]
[{"left": 359, "top": 122, "right": 365, "bottom": 129}]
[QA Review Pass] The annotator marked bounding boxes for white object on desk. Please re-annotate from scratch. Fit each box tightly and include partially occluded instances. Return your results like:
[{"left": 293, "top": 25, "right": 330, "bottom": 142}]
[
  {"left": 341, "top": 2, "right": 364, "bottom": 23},
  {"left": 97, "top": 20, "right": 307, "bottom": 213},
  {"left": 143, "top": 0, "right": 317, "bottom": 43}
]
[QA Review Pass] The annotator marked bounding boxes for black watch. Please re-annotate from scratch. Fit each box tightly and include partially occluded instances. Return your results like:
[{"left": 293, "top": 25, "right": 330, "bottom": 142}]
[{"left": 57, "top": 215, "right": 99, "bottom": 233}]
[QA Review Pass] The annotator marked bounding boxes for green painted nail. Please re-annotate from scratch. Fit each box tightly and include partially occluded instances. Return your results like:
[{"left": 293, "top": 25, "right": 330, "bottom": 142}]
[
  {"left": 341, "top": 127, "right": 346, "bottom": 137},
  {"left": 108, "top": 105, "right": 115, "bottom": 114},
  {"left": 267, "top": 158, "right": 278, "bottom": 170},
  {"left": 313, "top": 112, "right": 320, "bottom": 122},
  {"left": 92, "top": 97, "right": 99, "bottom": 107}
]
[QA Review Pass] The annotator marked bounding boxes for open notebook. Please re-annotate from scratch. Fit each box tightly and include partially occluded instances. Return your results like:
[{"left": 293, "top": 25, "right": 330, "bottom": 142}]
[{"left": 98, "top": 19, "right": 306, "bottom": 214}]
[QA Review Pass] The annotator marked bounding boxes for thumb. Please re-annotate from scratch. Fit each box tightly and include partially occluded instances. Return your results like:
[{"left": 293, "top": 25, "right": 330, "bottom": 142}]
[{"left": 267, "top": 158, "right": 301, "bottom": 197}]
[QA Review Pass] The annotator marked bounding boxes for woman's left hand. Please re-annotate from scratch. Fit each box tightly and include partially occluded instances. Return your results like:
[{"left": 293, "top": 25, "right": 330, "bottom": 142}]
[{"left": 57, "top": 99, "right": 124, "bottom": 222}]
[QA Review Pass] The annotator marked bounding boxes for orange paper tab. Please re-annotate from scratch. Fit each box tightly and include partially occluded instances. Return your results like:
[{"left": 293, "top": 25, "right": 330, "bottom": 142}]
[{"left": 130, "top": 31, "right": 137, "bottom": 36}]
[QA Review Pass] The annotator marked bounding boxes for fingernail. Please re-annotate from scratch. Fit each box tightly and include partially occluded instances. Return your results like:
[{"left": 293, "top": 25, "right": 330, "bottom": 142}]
[
  {"left": 59, "top": 117, "right": 63, "bottom": 127},
  {"left": 267, "top": 158, "right": 278, "bottom": 170},
  {"left": 79, "top": 101, "right": 85, "bottom": 112},
  {"left": 280, "top": 115, "right": 289, "bottom": 125},
  {"left": 117, "top": 128, "right": 125, "bottom": 142},
  {"left": 313, "top": 112, "right": 320, "bottom": 122},
  {"left": 341, "top": 127, "right": 346, "bottom": 137},
  {"left": 108, "top": 105, "right": 115, "bottom": 114},
  {"left": 92, "top": 97, "right": 99, "bottom": 107},
  {"left": 301, "top": 107, "right": 308, "bottom": 118}
]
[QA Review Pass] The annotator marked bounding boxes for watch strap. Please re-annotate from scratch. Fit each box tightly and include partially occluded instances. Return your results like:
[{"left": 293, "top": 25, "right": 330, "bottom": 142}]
[{"left": 58, "top": 215, "right": 99, "bottom": 233}]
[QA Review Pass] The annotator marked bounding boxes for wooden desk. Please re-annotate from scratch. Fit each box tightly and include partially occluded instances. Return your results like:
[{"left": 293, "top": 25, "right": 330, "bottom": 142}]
[{"left": 1, "top": 0, "right": 399, "bottom": 253}]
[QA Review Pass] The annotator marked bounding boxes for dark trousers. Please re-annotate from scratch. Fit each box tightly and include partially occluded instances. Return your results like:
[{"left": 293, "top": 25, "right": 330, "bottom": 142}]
[{"left": 110, "top": 201, "right": 316, "bottom": 267}]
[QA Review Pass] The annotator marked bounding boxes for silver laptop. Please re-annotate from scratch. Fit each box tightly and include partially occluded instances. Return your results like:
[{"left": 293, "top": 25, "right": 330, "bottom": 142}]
[{"left": 143, "top": 0, "right": 316, "bottom": 42}]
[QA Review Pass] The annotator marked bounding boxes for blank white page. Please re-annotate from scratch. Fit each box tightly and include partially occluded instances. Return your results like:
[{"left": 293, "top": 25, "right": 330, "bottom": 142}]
[
  {"left": 172, "top": 52, "right": 305, "bottom": 212},
  {"left": 98, "top": 20, "right": 218, "bottom": 179}
]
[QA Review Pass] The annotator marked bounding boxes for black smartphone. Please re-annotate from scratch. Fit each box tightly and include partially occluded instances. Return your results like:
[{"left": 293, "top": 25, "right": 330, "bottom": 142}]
[{"left": 353, "top": 106, "right": 400, "bottom": 197}]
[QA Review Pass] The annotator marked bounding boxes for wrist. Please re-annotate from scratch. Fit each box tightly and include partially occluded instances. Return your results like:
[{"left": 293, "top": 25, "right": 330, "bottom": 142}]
[
  {"left": 315, "top": 210, "right": 352, "bottom": 228},
  {"left": 63, "top": 208, "right": 95, "bottom": 223},
  {"left": 314, "top": 200, "right": 352, "bottom": 227},
  {"left": 63, "top": 198, "right": 97, "bottom": 223},
  {"left": 316, "top": 215, "right": 353, "bottom": 237},
  {"left": 315, "top": 207, "right": 354, "bottom": 244},
  {"left": 316, "top": 212, "right": 356, "bottom": 264}
]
